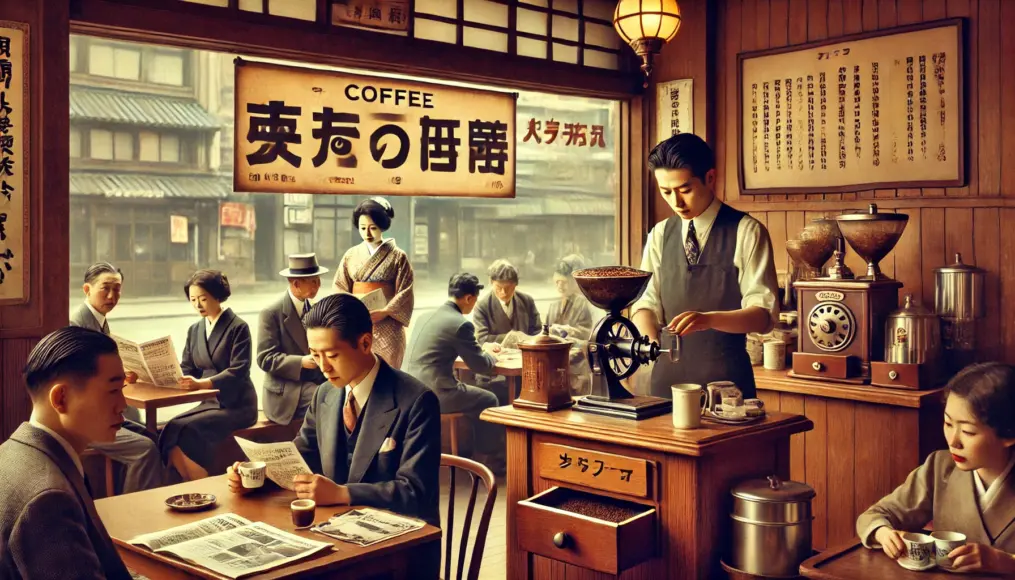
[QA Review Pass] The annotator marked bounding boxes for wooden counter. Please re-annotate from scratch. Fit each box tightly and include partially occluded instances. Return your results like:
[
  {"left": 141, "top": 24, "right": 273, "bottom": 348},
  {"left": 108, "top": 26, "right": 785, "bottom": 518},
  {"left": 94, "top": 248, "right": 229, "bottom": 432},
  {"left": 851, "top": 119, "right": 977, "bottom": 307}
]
[
  {"left": 753, "top": 367, "right": 947, "bottom": 552},
  {"left": 481, "top": 405, "right": 812, "bottom": 580}
]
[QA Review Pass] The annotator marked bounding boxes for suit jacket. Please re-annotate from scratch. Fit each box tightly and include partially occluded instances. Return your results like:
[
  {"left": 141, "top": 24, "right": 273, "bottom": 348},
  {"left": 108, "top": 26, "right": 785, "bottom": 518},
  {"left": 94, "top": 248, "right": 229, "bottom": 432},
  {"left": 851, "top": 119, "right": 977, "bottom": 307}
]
[
  {"left": 257, "top": 292, "right": 324, "bottom": 425},
  {"left": 182, "top": 308, "right": 258, "bottom": 412},
  {"left": 472, "top": 290, "right": 542, "bottom": 344},
  {"left": 546, "top": 294, "right": 594, "bottom": 341},
  {"left": 857, "top": 450, "right": 1015, "bottom": 551},
  {"left": 405, "top": 301, "right": 497, "bottom": 392},
  {"left": 69, "top": 303, "right": 105, "bottom": 334},
  {"left": 0, "top": 423, "right": 132, "bottom": 580},
  {"left": 294, "top": 359, "right": 441, "bottom": 527}
]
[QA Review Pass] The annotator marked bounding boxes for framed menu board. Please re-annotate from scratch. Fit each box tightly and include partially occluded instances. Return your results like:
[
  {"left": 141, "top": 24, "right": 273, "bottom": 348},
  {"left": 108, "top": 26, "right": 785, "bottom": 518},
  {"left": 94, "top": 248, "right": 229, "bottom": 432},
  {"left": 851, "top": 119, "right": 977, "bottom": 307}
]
[{"left": 737, "top": 19, "right": 964, "bottom": 195}]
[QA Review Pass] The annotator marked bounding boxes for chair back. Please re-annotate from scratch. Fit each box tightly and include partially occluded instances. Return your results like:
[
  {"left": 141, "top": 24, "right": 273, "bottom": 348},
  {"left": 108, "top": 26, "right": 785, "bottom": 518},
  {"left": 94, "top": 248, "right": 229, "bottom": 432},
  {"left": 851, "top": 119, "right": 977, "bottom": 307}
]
[{"left": 441, "top": 454, "right": 497, "bottom": 580}]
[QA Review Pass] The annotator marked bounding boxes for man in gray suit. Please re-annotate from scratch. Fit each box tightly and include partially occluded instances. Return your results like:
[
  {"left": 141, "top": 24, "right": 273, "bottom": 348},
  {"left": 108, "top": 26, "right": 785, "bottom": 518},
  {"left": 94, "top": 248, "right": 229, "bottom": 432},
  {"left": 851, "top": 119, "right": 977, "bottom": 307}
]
[
  {"left": 405, "top": 273, "right": 506, "bottom": 468},
  {"left": 472, "top": 259, "right": 542, "bottom": 344},
  {"left": 0, "top": 326, "right": 133, "bottom": 579},
  {"left": 69, "top": 262, "right": 165, "bottom": 494},
  {"left": 257, "top": 253, "right": 328, "bottom": 425}
]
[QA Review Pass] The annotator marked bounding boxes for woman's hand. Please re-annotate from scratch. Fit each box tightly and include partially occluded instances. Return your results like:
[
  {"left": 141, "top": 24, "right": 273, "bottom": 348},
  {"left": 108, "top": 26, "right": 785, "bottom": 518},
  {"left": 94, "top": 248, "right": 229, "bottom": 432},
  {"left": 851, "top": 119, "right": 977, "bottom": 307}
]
[
  {"left": 179, "top": 376, "right": 212, "bottom": 391},
  {"left": 949, "top": 543, "right": 1015, "bottom": 574},
  {"left": 874, "top": 527, "right": 906, "bottom": 560},
  {"left": 124, "top": 371, "right": 138, "bottom": 384},
  {"left": 369, "top": 309, "right": 388, "bottom": 323}
]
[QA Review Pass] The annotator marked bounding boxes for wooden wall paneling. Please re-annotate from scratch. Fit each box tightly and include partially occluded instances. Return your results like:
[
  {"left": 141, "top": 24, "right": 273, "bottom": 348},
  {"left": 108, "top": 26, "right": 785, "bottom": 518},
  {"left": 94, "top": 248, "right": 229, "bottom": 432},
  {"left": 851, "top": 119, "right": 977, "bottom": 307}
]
[
  {"left": 757, "top": 389, "right": 782, "bottom": 413},
  {"left": 1001, "top": 0, "right": 1015, "bottom": 197},
  {"left": 1000, "top": 209, "right": 1015, "bottom": 363},
  {"left": 723, "top": 0, "right": 743, "bottom": 203},
  {"left": 806, "top": 0, "right": 830, "bottom": 202},
  {"left": 779, "top": 394, "right": 806, "bottom": 483},
  {"left": 786, "top": 211, "right": 806, "bottom": 240},
  {"left": 803, "top": 396, "right": 828, "bottom": 550},
  {"left": 891, "top": 410, "right": 921, "bottom": 493},
  {"left": 824, "top": 399, "right": 856, "bottom": 547},
  {"left": 506, "top": 428, "right": 530, "bottom": 579},
  {"left": 852, "top": 404, "right": 895, "bottom": 522},
  {"left": 843, "top": 0, "right": 863, "bottom": 34},
  {"left": 978, "top": 0, "right": 1001, "bottom": 196},
  {"left": 2, "top": 340, "right": 33, "bottom": 437},
  {"left": 767, "top": 211, "right": 788, "bottom": 275},
  {"left": 944, "top": 0, "right": 974, "bottom": 197},
  {"left": 972, "top": 208, "right": 1000, "bottom": 361},
  {"left": 872, "top": 0, "right": 898, "bottom": 200},
  {"left": 788, "top": 0, "right": 808, "bottom": 45},
  {"left": 891, "top": 208, "right": 921, "bottom": 303},
  {"left": 920, "top": 209, "right": 946, "bottom": 310},
  {"left": 751, "top": 0, "right": 769, "bottom": 203},
  {"left": 943, "top": 208, "right": 974, "bottom": 269}
]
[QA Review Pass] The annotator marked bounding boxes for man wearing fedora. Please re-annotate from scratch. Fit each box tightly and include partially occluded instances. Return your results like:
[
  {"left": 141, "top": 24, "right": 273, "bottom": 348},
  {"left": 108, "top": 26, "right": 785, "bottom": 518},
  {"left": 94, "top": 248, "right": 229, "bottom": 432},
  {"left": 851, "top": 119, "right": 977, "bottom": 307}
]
[{"left": 257, "top": 253, "right": 329, "bottom": 425}]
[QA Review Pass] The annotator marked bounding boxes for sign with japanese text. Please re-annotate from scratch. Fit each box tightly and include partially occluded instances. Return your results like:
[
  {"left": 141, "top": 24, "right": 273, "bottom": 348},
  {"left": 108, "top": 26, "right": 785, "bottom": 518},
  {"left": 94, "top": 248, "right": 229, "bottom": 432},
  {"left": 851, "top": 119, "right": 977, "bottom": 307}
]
[
  {"left": 538, "top": 443, "right": 650, "bottom": 498},
  {"left": 739, "top": 20, "right": 963, "bottom": 194},
  {"left": 521, "top": 117, "right": 609, "bottom": 148},
  {"left": 0, "top": 22, "right": 28, "bottom": 304},
  {"left": 655, "top": 78, "right": 693, "bottom": 146},
  {"left": 331, "top": 0, "right": 410, "bottom": 32},
  {"left": 220, "top": 202, "right": 256, "bottom": 234},
  {"left": 234, "top": 59, "right": 517, "bottom": 198},
  {"left": 170, "top": 215, "right": 188, "bottom": 244}
]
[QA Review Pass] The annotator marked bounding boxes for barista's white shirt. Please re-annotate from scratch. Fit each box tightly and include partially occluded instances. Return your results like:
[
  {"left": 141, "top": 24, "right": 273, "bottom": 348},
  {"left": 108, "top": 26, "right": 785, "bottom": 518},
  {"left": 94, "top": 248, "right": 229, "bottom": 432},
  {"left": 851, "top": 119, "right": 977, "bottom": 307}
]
[{"left": 631, "top": 197, "right": 779, "bottom": 333}]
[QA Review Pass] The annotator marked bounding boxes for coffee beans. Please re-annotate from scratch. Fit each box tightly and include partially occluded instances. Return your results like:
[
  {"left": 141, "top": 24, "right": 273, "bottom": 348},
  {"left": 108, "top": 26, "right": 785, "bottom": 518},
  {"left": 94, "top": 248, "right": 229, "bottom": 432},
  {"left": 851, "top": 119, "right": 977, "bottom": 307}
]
[
  {"left": 548, "top": 494, "right": 645, "bottom": 523},
  {"left": 573, "top": 266, "right": 646, "bottom": 278}
]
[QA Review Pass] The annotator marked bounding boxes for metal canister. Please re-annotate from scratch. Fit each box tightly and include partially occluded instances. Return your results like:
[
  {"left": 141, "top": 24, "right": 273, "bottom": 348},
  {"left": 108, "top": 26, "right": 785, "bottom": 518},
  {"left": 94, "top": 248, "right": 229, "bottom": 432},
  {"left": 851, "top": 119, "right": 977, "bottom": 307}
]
[
  {"left": 935, "top": 253, "right": 985, "bottom": 321},
  {"left": 730, "top": 475, "right": 815, "bottom": 577},
  {"left": 884, "top": 294, "right": 941, "bottom": 364}
]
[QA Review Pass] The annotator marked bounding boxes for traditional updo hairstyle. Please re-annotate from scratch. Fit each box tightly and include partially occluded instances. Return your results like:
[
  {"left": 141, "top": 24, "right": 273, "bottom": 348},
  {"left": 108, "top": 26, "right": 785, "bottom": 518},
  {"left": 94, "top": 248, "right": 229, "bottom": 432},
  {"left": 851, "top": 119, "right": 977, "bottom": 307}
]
[
  {"left": 553, "top": 254, "right": 587, "bottom": 278},
  {"left": 946, "top": 362, "right": 1015, "bottom": 440},
  {"left": 184, "top": 269, "right": 232, "bottom": 303},
  {"left": 352, "top": 197, "right": 395, "bottom": 231}
]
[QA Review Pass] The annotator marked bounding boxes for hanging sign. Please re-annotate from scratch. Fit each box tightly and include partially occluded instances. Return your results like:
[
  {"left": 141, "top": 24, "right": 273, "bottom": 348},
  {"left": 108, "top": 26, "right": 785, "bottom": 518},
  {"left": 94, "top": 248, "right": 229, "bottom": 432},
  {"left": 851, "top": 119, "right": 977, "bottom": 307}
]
[{"left": 0, "top": 22, "right": 29, "bottom": 305}]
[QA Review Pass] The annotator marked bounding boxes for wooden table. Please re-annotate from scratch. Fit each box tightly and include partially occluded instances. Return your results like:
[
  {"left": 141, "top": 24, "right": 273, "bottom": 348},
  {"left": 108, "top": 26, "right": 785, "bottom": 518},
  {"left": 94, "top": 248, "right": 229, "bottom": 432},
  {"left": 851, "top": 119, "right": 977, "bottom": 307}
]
[
  {"left": 800, "top": 540, "right": 994, "bottom": 579},
  {"left": 95, "top": 474, "right": 441, "bottom": 579},
  {"left": 454, "top": 351, "right": 523, "bottom": 403},
  {"left": 123, "top": 383, "right": 218, "bottom": 434},
  {"left": 481, "top": 405, "right": 813, "bottom": 579}
]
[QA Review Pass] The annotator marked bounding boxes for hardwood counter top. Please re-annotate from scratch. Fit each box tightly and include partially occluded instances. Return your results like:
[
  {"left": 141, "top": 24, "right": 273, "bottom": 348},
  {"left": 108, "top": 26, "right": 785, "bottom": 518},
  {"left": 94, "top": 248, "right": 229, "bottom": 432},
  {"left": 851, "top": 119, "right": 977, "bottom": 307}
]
[
  {"left": 481, "top": 404, "right": 812, "bottom": 457},
  {"left": 753, "top": 367, "right": 947, "bottom": 408}
]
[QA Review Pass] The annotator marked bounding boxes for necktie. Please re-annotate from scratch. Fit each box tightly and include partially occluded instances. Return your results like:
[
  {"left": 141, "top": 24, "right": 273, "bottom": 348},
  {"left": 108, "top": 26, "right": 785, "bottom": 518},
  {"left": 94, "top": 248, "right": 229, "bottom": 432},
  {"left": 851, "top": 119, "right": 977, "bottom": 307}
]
[
  {"left": 343, "top": 392, "right": 359, "bottom": 432},
  {"left": 83, "top": 474, "right": 95, "bottom": 497},
  {"left": 685, "top": 220, "right": 701, "bottom": 265},
  {"left": 101, "top": 319, "right": 110, "bottom": 335},
  {"left": 302, "top": 300, "right": 311, "bottom": 318}
]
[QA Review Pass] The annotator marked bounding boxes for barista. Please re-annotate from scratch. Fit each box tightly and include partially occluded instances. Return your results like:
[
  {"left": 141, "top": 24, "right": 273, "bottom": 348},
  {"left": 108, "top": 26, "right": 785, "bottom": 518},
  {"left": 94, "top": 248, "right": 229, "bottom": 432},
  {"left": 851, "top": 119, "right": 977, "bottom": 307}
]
[{"left": 630, "top": 134, "right": 779, "bottom": 399}]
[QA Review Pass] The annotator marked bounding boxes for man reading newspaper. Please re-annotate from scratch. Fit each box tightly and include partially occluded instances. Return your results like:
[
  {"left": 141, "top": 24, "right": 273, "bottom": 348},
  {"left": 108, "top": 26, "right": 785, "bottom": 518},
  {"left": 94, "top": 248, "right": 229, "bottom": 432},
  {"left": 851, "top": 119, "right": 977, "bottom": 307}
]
[{"left": 228, "top": 293, "right": 441, "bottom": 578}]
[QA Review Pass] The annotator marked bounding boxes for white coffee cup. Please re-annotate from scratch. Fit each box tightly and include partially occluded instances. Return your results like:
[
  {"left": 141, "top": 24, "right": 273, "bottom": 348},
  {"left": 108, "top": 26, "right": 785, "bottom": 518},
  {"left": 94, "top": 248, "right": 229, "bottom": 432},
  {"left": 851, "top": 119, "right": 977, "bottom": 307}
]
[
  {"left": 901, "top": 532, "right": 936, "bottom": 569},
  {"left": 763, "top": 340, "right": 787, "bottom": 370},
  {"left": 238, "top": 461, "right": 267, "bottom": 489},
  {"left": 671, "top": 384, "right": 705, "bottom": 429},
  {"left": 931, "top": 531, "right": 967, "bottom": 570}
]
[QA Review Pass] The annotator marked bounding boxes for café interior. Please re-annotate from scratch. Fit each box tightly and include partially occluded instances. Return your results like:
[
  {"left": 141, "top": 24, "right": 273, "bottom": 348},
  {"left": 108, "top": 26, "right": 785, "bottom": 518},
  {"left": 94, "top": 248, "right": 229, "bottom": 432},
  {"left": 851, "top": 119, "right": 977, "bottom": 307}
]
[{"left": 4, "top": 0, "right": 1015, "bottom": 578}]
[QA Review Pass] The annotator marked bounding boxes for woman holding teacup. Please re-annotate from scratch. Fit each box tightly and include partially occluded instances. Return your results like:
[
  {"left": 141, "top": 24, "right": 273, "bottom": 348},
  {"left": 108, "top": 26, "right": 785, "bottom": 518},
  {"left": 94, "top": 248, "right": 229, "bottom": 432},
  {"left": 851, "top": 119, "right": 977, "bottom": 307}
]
[{"left": 856, "top": 362, "right": 1015, "bottom": 574}]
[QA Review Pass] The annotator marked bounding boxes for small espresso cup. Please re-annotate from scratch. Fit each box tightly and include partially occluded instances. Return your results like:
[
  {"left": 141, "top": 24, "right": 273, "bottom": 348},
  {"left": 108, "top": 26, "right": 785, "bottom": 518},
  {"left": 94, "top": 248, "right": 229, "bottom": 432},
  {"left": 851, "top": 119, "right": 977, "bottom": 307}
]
[
  {"left": 931, "top": 531, "right": 967, "bottom": 570},
  {"left": 671, "top": 384, "right": 705, "bottom": 429},
  {"left": 291, "top": 499, "right": 316, "bottom": 529},
  {"left": 237, "top": 461, "right": 267, "bottom": 489},
  {"left": 901, "top": 532, "right": 936, "bottom": 569}
]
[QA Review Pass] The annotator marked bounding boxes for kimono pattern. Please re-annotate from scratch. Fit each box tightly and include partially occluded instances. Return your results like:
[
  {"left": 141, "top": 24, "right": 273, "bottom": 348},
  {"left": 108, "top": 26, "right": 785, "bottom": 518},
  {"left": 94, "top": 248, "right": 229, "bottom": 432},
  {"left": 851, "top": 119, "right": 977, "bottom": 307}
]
[{"left": 334, "top": 239, "right": 415, "bottom": 369}]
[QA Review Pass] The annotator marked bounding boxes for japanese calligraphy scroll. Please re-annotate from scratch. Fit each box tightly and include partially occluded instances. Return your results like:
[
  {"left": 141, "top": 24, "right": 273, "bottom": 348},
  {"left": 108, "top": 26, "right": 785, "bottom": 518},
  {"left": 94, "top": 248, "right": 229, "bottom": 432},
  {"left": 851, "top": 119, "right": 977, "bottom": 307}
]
[
  {"left": 0, "top": 22, "right": 28, "bottom": 304},
  {"left": 655, "top": 78, "right": 693, "bottom": 146},
  {"left": 538, "top": 443, "right": 650, "bottom": 498},
  {"left": 738, "top": 19, "right": 963, "bottom": 194},
  {"left": 234, "top": 59, "right": 517, "bottom": 198}
]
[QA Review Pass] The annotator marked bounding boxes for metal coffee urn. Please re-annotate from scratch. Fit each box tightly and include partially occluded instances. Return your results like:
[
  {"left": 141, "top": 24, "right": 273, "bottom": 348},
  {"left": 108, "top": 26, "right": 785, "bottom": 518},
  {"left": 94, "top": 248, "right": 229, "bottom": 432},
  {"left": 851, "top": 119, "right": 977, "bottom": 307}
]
[
  {"left": 935, "top": 253, "right": 985, "bottom": 371},
  {"left": 728, "top": 475, "right": 815, "bottom": 577}
]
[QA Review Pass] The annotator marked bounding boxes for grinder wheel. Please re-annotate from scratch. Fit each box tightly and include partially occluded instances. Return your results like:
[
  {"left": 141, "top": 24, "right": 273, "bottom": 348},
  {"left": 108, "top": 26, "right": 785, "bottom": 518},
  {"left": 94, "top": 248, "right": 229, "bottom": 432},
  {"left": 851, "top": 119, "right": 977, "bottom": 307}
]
[
  {"left": 807, "top": 301, "right": 857, "bottom": 352},
  {"left": 591, "top": 315, "right": 639, "bottom": 380}
]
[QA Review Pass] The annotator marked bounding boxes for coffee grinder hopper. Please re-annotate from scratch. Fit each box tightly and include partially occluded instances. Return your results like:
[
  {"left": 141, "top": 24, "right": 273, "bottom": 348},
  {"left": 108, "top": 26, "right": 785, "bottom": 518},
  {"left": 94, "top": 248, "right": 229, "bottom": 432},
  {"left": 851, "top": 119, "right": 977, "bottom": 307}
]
[
  {"left": 571, "top": 267, "right": 676, "bottom": 420},
  {"left": 835, "top": 204, "right": 908, "bottom": 280}
]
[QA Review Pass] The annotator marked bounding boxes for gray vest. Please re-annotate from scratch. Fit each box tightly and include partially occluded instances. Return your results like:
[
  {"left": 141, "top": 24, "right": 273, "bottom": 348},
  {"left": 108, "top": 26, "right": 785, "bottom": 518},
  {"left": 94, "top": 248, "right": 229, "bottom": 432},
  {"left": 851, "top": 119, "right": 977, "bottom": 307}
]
[{"left": 649, "top": 203, "right": 757, "bottom": 398}]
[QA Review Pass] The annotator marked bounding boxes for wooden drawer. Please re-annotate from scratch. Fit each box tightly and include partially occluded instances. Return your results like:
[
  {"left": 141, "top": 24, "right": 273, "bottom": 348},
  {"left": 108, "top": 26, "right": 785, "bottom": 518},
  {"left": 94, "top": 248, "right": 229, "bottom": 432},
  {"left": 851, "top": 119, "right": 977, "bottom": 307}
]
[
  {"left": 870, "top": 361, "right": 944, "bottom": 390},
  {"left": 516, "top": 486, "right": 656, "bottom": 574},
  {"left": 791, "top": 352, "right": 859, "bottom": 380}
]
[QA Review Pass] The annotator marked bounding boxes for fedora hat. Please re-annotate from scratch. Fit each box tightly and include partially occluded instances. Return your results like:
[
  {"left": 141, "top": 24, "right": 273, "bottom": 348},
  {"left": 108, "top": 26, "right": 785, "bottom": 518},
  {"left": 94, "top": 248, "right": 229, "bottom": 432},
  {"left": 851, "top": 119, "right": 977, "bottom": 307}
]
[{"left": 279, "top": 253, "right": 329, "bottom": 278}]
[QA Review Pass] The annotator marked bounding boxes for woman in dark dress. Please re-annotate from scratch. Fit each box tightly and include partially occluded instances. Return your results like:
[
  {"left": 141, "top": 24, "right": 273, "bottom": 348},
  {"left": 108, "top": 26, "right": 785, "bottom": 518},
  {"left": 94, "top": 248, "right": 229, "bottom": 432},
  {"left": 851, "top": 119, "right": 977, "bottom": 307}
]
[{"left": 160, "top": 270, "right": 258, "bottom": 481}]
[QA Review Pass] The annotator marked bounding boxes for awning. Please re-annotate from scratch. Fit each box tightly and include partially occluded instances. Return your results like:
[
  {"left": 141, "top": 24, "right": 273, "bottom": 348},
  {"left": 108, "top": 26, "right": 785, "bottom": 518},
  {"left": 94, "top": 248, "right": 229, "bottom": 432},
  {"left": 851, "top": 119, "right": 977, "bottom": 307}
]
[
  {"left": 70, "top": 172, "right": 231, "bottom": 200},
  {"left": 70, "top": 86, "right": 221, "bottom": 130}
]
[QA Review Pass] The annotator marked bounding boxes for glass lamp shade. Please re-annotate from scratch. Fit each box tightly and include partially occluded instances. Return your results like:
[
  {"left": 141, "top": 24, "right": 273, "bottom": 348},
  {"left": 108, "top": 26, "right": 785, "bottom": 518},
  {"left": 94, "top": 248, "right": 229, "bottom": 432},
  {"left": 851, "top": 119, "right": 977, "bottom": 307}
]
[{"left": 613, "top": 0, "right": 682, "bottom": 86}]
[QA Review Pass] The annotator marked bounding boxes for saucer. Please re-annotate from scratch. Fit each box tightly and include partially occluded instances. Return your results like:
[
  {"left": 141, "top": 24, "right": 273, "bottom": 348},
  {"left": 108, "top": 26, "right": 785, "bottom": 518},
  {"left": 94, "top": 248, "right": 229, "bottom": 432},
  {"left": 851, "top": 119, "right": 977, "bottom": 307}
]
[
  {"left": 165, "top": 493, "right": 217, "bottom": 512},
  {"left": 897, "top": 558, "right": 936, "bottom": 572},
  {"left": 703, "top": 410, "right": 765, "bottom": 425}
]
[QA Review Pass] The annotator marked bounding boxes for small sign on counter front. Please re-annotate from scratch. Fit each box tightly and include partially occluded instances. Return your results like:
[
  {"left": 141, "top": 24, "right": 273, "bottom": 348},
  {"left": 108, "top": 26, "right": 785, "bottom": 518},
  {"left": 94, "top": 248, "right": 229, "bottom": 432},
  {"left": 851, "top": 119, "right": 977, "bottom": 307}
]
[{"left": 538, "top": 443, "right": 650, "bottom": 498}]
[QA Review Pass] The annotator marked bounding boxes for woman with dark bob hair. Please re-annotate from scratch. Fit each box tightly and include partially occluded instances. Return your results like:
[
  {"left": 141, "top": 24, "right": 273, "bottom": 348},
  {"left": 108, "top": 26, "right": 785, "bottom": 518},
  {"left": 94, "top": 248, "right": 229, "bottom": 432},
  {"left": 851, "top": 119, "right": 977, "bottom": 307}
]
[
  {"left": 856, "top": 362, "right": 1015, "bottom": 574},
  {"left": 333, "top": 197, "right": 414, "bottom": 369},
  {"left": 159, "top": 269, "right": 257, "bottom": 481}
]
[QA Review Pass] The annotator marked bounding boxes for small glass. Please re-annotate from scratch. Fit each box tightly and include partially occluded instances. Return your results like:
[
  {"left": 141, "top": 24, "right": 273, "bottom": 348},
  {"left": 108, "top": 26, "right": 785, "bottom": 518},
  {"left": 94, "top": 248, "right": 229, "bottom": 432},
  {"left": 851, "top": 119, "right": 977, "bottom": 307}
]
[{"left": 721, "top": 396, "right": 746, "bottom": 418}]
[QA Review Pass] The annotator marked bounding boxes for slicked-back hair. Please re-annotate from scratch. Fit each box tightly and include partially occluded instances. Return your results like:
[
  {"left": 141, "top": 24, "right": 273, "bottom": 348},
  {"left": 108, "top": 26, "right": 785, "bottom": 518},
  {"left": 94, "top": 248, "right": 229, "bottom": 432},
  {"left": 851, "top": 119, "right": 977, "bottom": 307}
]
[
  {"left": 23, "top": 326, "right": 119, "bottom": 396},
  {"left": 83, "top": 262, "right": 122, "bottom": 285},
  {"left": 303, "top": 293, "right": 373, "bottom": 345},
  {"left": 947, "top": 362, "right": 1015, "bottom": 440},
  {"left": 647, "top": 133, "right": 715, "bottom": 180},
  {"left": 353, "top": 198, "right": 395, "bottom": 231}
]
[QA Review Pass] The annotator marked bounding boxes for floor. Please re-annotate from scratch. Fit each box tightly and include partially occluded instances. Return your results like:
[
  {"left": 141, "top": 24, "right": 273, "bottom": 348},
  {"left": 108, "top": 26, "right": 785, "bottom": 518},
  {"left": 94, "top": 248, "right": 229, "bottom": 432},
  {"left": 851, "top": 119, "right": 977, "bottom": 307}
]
[{"left": 439, "top": 470, "right": 508, "bottom": 580}]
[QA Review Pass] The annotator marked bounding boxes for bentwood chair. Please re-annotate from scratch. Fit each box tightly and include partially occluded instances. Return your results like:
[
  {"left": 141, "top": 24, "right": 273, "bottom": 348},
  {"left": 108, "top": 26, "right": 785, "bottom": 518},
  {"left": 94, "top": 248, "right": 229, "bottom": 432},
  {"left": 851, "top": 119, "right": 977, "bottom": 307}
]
[{"left": 441, "top": 454, "right": 498, "bottom": 580}]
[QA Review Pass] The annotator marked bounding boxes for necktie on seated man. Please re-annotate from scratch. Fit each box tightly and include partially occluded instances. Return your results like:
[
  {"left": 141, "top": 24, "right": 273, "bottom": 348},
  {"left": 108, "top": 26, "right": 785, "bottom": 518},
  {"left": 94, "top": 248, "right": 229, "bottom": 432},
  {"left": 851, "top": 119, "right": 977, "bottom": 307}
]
[
  {"left": 101, "top": 320, "right": 110, "bottom": 336},
  {"left": 685, "top": 220, "right": 701, "bottom": 265},
  {"left": 302, "top": 300, "right": 311, "bottom": 318},
  {"left": 343, "top": 394, "right": 359, "bottom": 432}
]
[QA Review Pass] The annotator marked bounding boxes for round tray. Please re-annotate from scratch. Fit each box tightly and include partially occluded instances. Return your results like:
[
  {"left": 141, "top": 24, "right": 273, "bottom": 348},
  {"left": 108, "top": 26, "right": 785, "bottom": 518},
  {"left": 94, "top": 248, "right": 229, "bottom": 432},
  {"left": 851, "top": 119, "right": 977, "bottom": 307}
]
[
  {"left": 165, "top": 493, "right": 217, "bottom": 512},
  {"left": 703, "top": 410, "right": 766, "bottom": 426}
]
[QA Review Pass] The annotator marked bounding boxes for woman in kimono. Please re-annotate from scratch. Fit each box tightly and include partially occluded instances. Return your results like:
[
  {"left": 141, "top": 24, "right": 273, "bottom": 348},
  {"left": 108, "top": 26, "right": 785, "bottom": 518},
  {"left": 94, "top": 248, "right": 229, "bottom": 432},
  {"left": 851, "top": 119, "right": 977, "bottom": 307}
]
[
  {"left": 159, "top": 270, "right": 258, "bottom": 481},
  {"left": 546, "top": 254, "right": 595, "bottom": 395},
  {"left": 333, "top": 197, "right": 414, "bottom": 369},
  {"left": 856, "top": 362, "right": 1015, "bottom": 574}
]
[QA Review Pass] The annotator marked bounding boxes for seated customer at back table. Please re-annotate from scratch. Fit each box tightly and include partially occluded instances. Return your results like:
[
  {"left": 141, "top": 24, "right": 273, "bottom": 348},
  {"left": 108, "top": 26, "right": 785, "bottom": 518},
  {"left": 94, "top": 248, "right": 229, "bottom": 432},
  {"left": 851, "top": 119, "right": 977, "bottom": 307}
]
[
  {"left": 0, "top": 326, "right": 133, "bottom": 579},
  {"left": 227, "top": 293, "right": 441, "bottom": 526},
  {"left": 856, "top": 362, "right": 1015, "bottom": 575}
]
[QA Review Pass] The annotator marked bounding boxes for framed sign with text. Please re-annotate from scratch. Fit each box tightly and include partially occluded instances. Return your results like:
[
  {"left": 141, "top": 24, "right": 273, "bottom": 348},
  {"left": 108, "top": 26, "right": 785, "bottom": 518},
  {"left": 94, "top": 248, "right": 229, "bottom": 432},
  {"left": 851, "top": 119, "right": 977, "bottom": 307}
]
[
  {"left": 234, "top": 59, "right": 517, "bottom": 198},
  {"left": 0, "top": 22, "right": 29, "bottom": 305},
  {"left": 738, "top": 19, "right": 964, "bottom": 195},
  {"left": 655, "top": 78, "right": 693, "bottom": 146}
]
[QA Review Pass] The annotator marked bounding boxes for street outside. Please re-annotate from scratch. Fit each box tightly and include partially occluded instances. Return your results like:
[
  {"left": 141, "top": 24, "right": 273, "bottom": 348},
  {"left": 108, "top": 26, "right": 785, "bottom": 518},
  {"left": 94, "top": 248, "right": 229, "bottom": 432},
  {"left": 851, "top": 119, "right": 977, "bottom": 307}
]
[{"left": 87, "top": 279, "right": 583, "bottom": 425}]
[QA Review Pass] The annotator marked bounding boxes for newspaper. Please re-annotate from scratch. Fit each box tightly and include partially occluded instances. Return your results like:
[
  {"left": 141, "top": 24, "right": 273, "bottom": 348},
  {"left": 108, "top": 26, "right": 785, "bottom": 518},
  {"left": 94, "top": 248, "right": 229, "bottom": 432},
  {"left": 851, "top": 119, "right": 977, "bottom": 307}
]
[
  {"left": 111, "top": 334, "right": 184, "bottom": 388},
  {"left": 311, "top": 508, "right": 424, "bottom": 547},
  {"left": 129, "top": 514, "right": 331, "bottom": 579},
  {"left": 234, "top": 437, "right": 313, "bottom": 491},
  {"left": 354, "top": 288, "right": 388, "bottom": 311}
]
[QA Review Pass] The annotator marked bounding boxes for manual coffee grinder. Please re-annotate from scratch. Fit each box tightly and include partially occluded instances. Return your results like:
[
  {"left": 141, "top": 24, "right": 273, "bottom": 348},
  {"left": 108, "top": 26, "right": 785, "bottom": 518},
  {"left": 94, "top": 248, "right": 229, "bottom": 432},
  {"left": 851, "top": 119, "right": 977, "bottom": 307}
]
[{"left": 790, "top": 204, "right": 908, "bottom": 383}]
